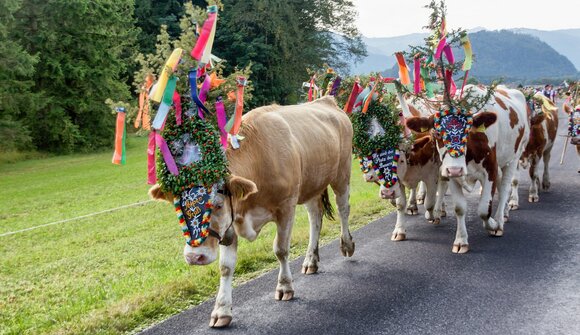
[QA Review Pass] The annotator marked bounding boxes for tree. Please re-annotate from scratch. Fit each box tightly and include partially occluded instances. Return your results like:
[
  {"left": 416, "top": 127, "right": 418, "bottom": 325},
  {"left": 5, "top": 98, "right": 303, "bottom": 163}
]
[
  {"left": 0, "top": 0, "right": 37, "bottom": 151},
  {"left": 12, "top": 0, "right": 137, "bottom": 153},
  {"left": 213, "top": 0, "right": 366, "bottom": 107}
]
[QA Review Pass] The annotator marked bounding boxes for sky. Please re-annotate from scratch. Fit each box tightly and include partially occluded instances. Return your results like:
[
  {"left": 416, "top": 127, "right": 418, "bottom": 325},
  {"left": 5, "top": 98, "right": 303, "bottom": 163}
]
[{"left": 352, "top": 0, "right": 580, "bottom": 37}]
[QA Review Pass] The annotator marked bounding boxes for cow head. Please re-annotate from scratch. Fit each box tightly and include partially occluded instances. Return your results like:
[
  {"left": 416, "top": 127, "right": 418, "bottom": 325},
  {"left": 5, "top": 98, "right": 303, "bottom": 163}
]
[
  {"left": 359, "top": 148, "right": 408, "bottom": 200},
  {"left": 148, "top": 175, "right": 257, "bottom": 266},
  {"left": 406, "top": 110, "right": 496, "bottom": 178}
]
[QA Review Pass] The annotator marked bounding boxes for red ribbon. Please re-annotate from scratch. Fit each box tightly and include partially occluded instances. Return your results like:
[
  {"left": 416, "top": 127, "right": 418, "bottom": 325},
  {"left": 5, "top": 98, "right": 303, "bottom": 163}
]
[
  {"left": 173, "top": 91, "right": 182, "bottom": 126},
  {"left": 344, "top": 81, "right": 362, "bottom": 114},
  {"left": 215, "top": 97, "right": 228, "bottom": 149},
  {"left": 190, "top": 9, "right": 217, "bottom": 61},
  {"left": 147, "top": 131, "right": 157, "bottom": 184},
  {"left": 413, "top": 57, "right": 421, "bottom": 94},
  {"left": 308, "top": 76, "right": 315, "bottom": 102}
]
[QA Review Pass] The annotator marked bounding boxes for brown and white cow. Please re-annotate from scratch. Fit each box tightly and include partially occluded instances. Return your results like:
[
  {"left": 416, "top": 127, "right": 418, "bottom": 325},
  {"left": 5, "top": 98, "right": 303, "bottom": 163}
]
[
  {"left": 149, "top": 96, "right": 355, "bottom": 327},
  {"left": 509, "top": 93, "right": 558, "bottom": 207},
  {"left": 360, "top": 94, "right": 447, "bottom": 241},
  {"left": 405, "top": 85, "right": 530, "bottom": 253}
]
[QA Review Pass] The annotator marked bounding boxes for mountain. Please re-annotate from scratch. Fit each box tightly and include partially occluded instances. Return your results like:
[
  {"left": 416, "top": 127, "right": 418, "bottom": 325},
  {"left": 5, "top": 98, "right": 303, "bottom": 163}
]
[
  {"left": 354, "top": 29, "right": 578, "bottom": 82},
  {"left": 509, "top": 28, "right": 580, "bottom": 69}
]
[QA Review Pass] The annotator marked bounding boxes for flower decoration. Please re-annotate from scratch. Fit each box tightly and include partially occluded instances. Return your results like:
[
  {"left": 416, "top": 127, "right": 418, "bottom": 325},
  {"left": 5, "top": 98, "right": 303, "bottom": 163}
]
[{"left": 433, "top": 108, "right": 473, "bottom": 158}]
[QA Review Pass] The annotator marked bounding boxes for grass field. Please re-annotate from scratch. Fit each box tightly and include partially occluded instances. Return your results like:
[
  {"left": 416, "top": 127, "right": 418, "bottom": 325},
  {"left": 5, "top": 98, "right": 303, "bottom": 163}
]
[{"left": 0, "top": 135, "right": 392, "bottom": 335}]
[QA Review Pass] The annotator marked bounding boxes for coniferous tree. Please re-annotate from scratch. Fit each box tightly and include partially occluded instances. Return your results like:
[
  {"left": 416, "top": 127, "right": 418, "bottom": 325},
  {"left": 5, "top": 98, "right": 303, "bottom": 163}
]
[{"left": 12, "top": 0, "right": 137, "bottom": 153}]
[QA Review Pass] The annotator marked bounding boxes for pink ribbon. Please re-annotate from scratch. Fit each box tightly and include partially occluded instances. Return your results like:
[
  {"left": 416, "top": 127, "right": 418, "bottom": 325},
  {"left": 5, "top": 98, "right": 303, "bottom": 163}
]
[
  {"left": 443, "top": 44, "right": 455, "bottom": 64},
  {"left": 147, "top": 132, "right": 157, "bottom": 185},
  {"left": 173, "top": 91, "right": 182, "bottom": 126},
  {"left": 215, "top": 98, "right": 228, "bottom": 149},
  {"left": 155, "top": 132, "right": 178, "bottom": 175},
  {"left": 199, "top": 74, "right": 212, "bottom": 104},
  {"left": 435, "top": 37, "right": 447, "bottom": 59},
  {"left": 445, "top": 69, "right": 457, "bottom": 97},
  {"left": 413, "top": 58, "right": 421, "bottom": 94},
  {"left": 190, "top": 11, "right": 217, "bottom": 61}
]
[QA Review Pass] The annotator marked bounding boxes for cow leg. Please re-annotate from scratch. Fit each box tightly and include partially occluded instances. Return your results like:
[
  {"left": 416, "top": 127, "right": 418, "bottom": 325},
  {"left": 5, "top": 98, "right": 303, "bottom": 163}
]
[
  {"left": 541, "top": 149, "right": 552, "bottom": 190},
  {"left": 416, "top": 181, "right": 426, "bottom": 205},
  {"left": 333, "top": 185, "right": 355, "bottom": 257},
  {"left": 528, "top": 155, "right": 541, "bottom": 203},
  {"left": 449, "top": 180, "right": 469, "bottom": 253},
  {"left": 508, "top": 162, "right": 520, "bottom": 211},
  {"left": 423, "top": 177, "right": 440, "bottom": 225},
  {"left": 406, "top": 185, "right": 419, "bottom": 215},
  {"left": 274, "top": 210, "right": 295, "bottom": 301},
  {"left": 392, "top": 183, "right": 407, "bottom": 241},
  {"left": 435, "top": 178, "right": 448, "bottom": 218},
  {"left": 493, "top": 162, "right": 517, "bottom": 234},
  {"left": 302, "top": 197, "right": 322, "bottom": 274},
  {"left": 209, "top": 235, "right": 239, "bottom": 328}
]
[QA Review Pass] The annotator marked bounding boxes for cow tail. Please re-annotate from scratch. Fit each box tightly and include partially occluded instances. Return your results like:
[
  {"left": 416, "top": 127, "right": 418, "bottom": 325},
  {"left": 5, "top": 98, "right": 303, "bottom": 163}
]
[{"left": 321, "top": 188, "right": 335, "bottom": 221}]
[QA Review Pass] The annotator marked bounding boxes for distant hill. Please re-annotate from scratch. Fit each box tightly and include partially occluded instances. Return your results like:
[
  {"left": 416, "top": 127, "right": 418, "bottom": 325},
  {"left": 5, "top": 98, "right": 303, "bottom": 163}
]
[
  {"left": 354, "top": 29, "right": 580, "bottom": 82},
  {"left": 510, "top": 28, "right": 580, "bottom": 70}
]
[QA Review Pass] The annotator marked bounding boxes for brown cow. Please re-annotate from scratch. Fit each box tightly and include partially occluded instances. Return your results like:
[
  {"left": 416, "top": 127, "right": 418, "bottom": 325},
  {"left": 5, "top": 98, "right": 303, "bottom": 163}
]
[
  {"left": 510, "top": 93, "right": 558, "bottom": 207},
  {"left": 149, "top": 96, "right": 355, "bottom": 328}
]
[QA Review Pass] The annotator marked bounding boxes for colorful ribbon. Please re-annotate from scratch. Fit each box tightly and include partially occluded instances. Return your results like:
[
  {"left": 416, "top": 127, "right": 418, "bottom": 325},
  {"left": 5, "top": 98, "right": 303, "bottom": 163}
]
[
  {"left": 344, "top": 81, "right": 362, "bottom": 114},
  {"left": 136, "top": 74, "right": 153, "bottom": 130},
  {"left": 155, "top": 132, "right": 178, "bottom": 176},
  {"left": 413, "top": 57, "right": 421, "bottom": 94},
  {"left": 434, "top": 36, "right": 447, "bottom": 60},
  {"left": 112, "top": 107, "right": 126, "bottom": 165},
  {"left": 225, "top": 76, "right": 247, "bottom": 135},
  {"left": 361, "top": 81, "right": 377, "bottom": 114},
  {"left": 308, "top": 76, "right": 316, "bottom": 102},
  {"left": 151, "top": 48, "right": 182, "bottom": 103},
  {"left": 443, "top": 44, "right": 455, "bottom": 64},
  {"left": 189, "top": 69, "right": 210, "bottom": 119},
  {"left": 329, "top": 76, "right": 341, "bottom": 96},
  {"left": 461, "top": 36, "right": 473, "bottom": 71},
  {"left": 445, "top": 69, "right": 457, "bottom": 97},
  {"left": 147, "top": 131, "right": 156, "bottom": 184},
  {"left": 395, "top": 53, "right": 411, "bottom": 85},
  {"left": 173, "top": 91, "right": 182, "bottom": 126},
  {"left": 152, "top": 76, "right": 177, "bottom": 130},
  {"left": 190, "top": 5, "right": 218, "bottom": 62},
  {"left": 215, "top": 97, "right": 228, "bottom": 149}
]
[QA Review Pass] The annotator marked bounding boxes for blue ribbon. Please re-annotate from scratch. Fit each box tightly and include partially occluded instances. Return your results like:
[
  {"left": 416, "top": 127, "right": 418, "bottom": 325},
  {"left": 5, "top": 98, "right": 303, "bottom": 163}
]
[{"left": 188, "top": 69, "right": 211, "bottom": 118}]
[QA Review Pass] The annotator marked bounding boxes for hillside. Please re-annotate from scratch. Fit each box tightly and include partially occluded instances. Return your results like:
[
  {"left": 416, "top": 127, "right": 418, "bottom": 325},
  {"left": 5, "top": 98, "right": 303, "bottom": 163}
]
[
  {"left": 357, "top": 30, "right": 578, "bottom": 82},
  {"left": 510, "top": 28, "right": 580, "bottom": 70}
]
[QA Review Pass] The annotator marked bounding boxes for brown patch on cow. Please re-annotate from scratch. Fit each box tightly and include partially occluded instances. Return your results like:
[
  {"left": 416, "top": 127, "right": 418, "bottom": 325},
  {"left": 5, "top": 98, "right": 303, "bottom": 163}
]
[
  {"left": 546, "top": 109, "right": 558, "bottom": 142},
  {"left": 466, "top": 132, "right": 497, "bottom": 183},
  {"left": 523, "top": 124, "right": 545, "bottom": 160},
  {"left": 408, "top": 135, "right": 438, "bottom": 166},
  {"left": 496, "top": 89, "right": 510, "bottom": 98},
  {"left": 526, "top": 104, "right": 532, "bottom": 118},
  {"left": 408, "top": 104, "right": 421, "bottom": 117},
  {"left": 494, "top": 96, "right": 507, "bottom": 109},
  {"left": 473, "top": 112, "right": 497, "bottom": 129},
  {"left": 406, "top": 115, "right": 434, "bottom": 133},
  {"left": 514, "top": 126, "right": 525, "bottom": 154},
  {"left": 508, "top": 107, "right": 518, "bottom": 128}
]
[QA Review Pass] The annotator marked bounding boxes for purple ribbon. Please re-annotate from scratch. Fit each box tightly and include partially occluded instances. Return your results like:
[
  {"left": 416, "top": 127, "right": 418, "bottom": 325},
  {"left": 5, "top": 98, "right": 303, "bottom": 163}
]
[
  {"left": 199, "top": 74, "right": 212, "bottom": 104},
  {"left": 329, "top": 76, "right": 341, "bottom": 96},
  {"left": 443, "top": 44, "right": 455, "bottom": 64},
  {"left": 414, "top": 58, "right": 421, "bottom": 94},
  {"left": 435, "top": 37, "right": 447, "bottom": 59},
  {"left": 215, "top": 97, "right": 228, "bottom": 149},
  {"left": 188, "top": 69, "right": 210, "bottom": 119},
  {"left": 155, "top": 132, "right": 178, "bottom": 175},
  {"left": 173, "top": 91, "right": 182, "bottom": 126}
]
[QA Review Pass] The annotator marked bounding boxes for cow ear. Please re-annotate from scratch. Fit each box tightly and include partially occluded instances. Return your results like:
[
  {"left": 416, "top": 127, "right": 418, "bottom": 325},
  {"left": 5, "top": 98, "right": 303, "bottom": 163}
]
[
  {"left": 148, "top": 184, "right": 173, "bottom": 202},
  {"left": 530, "top": 113, "right": 546, "bottom": 125},
  {"left": 473, "top": 112, "right": 497, "bottom": 130},
  {"left": 406, "top": 116, "right": 434, "bottom": 133},
  {"left": 227, "top": 175, "right": 258, "bottom": 201}
]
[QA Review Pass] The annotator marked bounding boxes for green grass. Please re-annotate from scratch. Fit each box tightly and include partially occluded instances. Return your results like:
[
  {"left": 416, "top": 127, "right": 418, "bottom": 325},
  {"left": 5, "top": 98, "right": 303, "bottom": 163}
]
[{"left": 0, "top": 135, "right": 392, "bottom": 335}]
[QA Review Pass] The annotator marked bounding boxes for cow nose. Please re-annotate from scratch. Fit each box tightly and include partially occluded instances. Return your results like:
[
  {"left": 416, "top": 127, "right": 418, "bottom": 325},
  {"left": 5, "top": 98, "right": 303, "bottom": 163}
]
[
  {"left": 380, "top": 188, "right": 395, "bottom": 199},
  {"left": 184, "top": 253, "right": 206, "bottom": 265},
  {"left": 446, "top": 167, "right": 464, "bottom": 177}
]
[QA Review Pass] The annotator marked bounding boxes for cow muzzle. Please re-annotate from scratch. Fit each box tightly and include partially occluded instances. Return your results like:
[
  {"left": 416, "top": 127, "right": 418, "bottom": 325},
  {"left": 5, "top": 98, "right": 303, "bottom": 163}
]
[
  {"left": 183, "top": 244, "right": 217, "bottom": 266},
  {"left": 380, "top": 187, "right": 396, "bottom": 199},
  {"left": 446, "top": 167, "right": 464, "bottom": 178}
]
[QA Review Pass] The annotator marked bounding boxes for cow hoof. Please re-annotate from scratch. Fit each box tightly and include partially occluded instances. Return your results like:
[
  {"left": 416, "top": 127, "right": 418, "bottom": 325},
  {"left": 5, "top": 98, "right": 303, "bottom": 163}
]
[
  {"left": 488, "top": 229, "right": 504, "bottom": 237},
  {"left": 340, "top": 236, "right": 355, "bottom": 257},
  {"left": 452, "top": 244, "right": 469, "bottom": 254},
  {"left": 429, "top": 218, "right": 441, "bottom": 225},
  {"left": 275, "top": 289, "right": 294, "bottom": 301},
  {"left": 528, "top": 196, "right": 539, "bottom": 203},
  {"left": 391, "top": 232, "right": 406, "bottom": 241},
  {"left": 209, "top": 315, "right": 232, "bottom": 328},
  {"left": 406, "top": 208, "right": 419, "bottom": 215},
  {"left": 542, "top": 181, "right": 550, "bottom": 190},
  {"left": 508, "top": 203, "right": 519, "bottom": 210},
  {"left": 301, "top": 264, "right": 318, "bottom": 275}
]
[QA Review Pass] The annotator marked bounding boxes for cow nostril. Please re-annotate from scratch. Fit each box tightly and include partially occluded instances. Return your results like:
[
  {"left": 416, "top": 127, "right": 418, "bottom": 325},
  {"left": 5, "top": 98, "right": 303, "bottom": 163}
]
[{"left": 185, "top": 253, "right": 206, "bottom": 265}]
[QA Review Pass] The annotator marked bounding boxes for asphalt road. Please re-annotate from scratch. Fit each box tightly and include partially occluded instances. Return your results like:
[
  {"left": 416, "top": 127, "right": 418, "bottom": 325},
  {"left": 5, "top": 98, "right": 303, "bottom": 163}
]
[{"left": 141, "top": 108, "right": 580, "bottom": 335}]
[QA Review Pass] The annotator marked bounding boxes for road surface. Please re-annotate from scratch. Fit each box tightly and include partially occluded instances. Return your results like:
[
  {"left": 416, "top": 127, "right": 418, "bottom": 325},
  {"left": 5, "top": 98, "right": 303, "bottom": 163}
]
[{"left": 141, "top": 108, "right": 580, "bottom": 335}]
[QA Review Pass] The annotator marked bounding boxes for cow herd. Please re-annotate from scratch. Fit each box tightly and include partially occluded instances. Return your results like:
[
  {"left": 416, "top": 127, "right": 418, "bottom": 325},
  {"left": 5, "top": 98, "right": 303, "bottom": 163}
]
[{"left": 148, "top": 86, "right": 564, "bottom": 328}]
